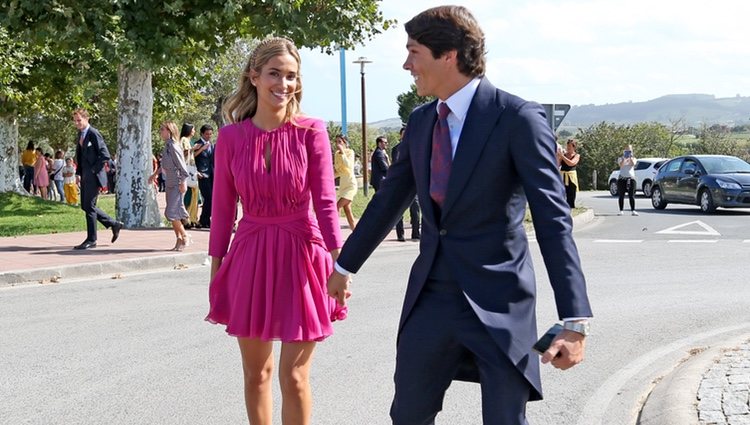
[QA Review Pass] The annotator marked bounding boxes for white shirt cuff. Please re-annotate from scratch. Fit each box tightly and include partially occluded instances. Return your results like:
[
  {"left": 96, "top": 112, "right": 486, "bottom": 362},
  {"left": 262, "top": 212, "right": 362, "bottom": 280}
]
[
  {"left": 334, "top": 262, "right": 352, "bottom": 276},
  {"left": 562, "top": 317, "right": 591, "bottom": 323}
]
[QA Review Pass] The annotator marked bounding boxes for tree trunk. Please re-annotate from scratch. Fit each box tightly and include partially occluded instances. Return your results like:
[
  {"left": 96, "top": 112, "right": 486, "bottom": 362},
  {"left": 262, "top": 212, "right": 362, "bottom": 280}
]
[
  {"left": 211, "top": 96, "right": 225, "bottom": 129},
  {"left": 116, "top": 65, "right": 161, "bottom": 228},
  {"left": 0, "top": 114, "right": 26, "bottom": 194}
]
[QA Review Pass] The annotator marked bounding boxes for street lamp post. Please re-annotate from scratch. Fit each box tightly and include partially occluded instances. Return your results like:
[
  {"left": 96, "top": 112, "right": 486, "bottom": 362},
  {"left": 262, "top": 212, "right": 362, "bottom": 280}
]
[{"left": 353, "top": 56, "right": 372, "bottom": 197}]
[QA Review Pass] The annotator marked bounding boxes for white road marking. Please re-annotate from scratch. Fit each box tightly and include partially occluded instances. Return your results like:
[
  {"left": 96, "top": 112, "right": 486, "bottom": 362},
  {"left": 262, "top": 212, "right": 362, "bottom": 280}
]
[
  {"left": 655, "top": 220, "right": 721, "bottom": 236},
  {"left": 594, "top": 239, "right": 644, "bottom": 243},
  {"left": 667, "top": 240, "right": 718, "bottom": 243}
]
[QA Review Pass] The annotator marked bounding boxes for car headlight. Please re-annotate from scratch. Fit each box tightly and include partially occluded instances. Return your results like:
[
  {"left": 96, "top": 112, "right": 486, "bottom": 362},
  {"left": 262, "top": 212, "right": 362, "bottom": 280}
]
[{"left": 716, "top": 179, "right": 741, "bottom": 190}]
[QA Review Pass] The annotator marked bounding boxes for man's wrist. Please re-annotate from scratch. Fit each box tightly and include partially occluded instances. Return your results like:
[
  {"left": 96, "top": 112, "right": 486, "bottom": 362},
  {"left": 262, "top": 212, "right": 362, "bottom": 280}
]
[{"left": 334, "top": 262, "right": 352, "bottom": 277}]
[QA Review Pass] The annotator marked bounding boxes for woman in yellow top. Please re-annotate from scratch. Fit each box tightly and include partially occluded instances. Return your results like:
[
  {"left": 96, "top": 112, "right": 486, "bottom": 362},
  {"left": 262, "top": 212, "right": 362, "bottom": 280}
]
[
  {"left": 21, "top": 141, "right": 37, "bottom": 193},
  {"left": 333, "top": 134, "right": 357, "bottom": 230},
  {"left": 179, "top": 123, "right": 201, "bottom": 228}
]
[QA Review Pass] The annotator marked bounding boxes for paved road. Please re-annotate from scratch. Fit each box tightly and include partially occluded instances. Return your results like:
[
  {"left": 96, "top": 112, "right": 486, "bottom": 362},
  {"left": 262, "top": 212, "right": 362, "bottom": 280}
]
[{"left": 2, "top": 192, "right": 750, "bottom": 424}]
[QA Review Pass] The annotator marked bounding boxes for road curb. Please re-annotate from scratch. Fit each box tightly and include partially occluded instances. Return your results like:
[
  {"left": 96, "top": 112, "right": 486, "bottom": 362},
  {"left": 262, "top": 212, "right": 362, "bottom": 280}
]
[
  {"left": 637, "top": 333, "right": 750, "bottom": 425},
  {"left": 0, "top": 252, "right": 209, "bottom": 287}
]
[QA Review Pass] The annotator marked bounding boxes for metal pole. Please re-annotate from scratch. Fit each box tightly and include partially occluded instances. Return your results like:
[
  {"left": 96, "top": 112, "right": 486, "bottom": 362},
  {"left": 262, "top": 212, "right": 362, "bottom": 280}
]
[
  {"left": 339, "top": 47, "right": 347, "bottom": 135},
  {"left": 360, "top": 69, "right": 368, "bottom": 197}
]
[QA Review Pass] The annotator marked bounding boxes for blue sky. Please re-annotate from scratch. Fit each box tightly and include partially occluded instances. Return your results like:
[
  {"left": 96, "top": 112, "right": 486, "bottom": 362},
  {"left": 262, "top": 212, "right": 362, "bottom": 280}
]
[{"left": 298, "top": 0, "right": 750, "bottom": 123}]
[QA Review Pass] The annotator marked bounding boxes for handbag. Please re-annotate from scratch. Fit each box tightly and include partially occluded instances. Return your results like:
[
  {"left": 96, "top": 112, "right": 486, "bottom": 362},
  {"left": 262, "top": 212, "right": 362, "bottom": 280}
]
[{"left": 186, "top": 164, "right": 199, "bottom": 188}]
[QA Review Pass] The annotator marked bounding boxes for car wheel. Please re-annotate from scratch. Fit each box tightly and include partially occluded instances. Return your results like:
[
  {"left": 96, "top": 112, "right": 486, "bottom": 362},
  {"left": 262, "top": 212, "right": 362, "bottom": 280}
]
[
  {"left": 609, "top": 180, "right": 618, "bottom": 196},
  {"left": 651, "top": 186, "right": 667, "bottom": 209},
  {"left": 642, "top": 180, "right": 653, "bottom": 197},
  {"left": 699, "top": 189, "right": 717, "bottom": 213}
]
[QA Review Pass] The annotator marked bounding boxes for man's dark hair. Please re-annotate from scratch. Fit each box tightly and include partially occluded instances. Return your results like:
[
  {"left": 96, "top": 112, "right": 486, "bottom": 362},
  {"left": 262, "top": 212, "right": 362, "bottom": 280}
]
[
  {"left": 405, "top": 5, "right": 486, "bottom": 78},
  {"left": 376, "top": 136, "right": 387, "bottom": 145},
  {"left": 200, "top": 124, "right": 213, "bottom": 135}
]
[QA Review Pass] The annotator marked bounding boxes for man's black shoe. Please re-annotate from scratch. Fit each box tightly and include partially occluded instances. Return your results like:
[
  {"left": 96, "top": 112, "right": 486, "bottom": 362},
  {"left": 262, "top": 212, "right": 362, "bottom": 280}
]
[
  {"left": 397, "top": 236, "right": 406, "bottom": 242},
  {"left": 74, "top": 241, "right": 97, "bottom": 250},
  {"left": 411, "top": 234, "right": 420, "bottom": 240},
  {"left": 111, "top": 221, "right": 124, "bottom": 243}
]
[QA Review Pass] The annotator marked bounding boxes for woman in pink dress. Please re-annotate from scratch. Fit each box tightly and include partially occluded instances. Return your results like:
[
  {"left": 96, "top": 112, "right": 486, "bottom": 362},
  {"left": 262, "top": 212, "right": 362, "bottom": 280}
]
[
  {"left": 206, "top": 37, "right": 349, "bottom": 425},
  {"left": 33, "top": 148, "right": 49, "bottom": 200}
]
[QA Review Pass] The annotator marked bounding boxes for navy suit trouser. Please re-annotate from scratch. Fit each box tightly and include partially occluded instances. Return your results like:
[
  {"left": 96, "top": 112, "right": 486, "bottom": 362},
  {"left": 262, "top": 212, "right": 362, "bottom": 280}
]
[
  {"left": 80, "top": 178, "right": 117, "bottom": 242},
  {"left": 198, "top": 176, "right": 212, "bottom": 227},
  {"left": 390, "top": 278, "right": 531, "bottom": 425}
]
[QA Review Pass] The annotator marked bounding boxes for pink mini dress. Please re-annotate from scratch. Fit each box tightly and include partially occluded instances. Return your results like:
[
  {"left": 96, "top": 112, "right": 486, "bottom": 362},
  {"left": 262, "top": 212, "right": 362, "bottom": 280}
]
[{"left": 206, "top": 117, "right": 346, "bottom": 342}]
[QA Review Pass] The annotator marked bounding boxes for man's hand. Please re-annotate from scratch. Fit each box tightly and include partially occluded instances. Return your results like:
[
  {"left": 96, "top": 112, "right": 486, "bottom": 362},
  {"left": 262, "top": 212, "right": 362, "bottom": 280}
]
[
  {"left": 541, "top": 330, "right": 586, "bottom": 370},
  {"left": 327, "top": 270, "right": 350, "bottom": 307}
]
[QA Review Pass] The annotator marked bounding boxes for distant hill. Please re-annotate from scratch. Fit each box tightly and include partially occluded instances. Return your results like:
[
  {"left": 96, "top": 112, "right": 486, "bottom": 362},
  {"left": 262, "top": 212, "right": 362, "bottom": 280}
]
[
  {"left": 343, "top": 94, "right": 750, "bottom": 132},
  {"left": 564, "top": 94, "right": 750, "bottom": 128}
]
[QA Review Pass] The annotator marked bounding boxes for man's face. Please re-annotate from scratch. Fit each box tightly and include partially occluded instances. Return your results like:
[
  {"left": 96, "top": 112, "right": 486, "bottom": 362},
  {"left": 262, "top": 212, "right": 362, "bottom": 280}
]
[
  {"left": 72, "top": 113, "right": 88, "bottom": 131},
  {"left": 403, "top": 37, "right": 452, "bottom": 99},
  {"left": 201, "top": 130, "right": 213, "bottom": 141},
  {"left": 378, "top": 139, "right": 387, "bottom": 149}
]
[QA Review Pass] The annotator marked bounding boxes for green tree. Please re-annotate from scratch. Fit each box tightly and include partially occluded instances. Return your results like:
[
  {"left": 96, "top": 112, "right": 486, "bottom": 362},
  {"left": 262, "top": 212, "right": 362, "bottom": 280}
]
[
  {"left": 2, "top": 1, "right": 394, "bottom": 226},
  {"left": 397, "top": 84, "right": 434, "bottom": 124},
  {"left": 695, "top": 124, "right": 746, "bottom": 159}
]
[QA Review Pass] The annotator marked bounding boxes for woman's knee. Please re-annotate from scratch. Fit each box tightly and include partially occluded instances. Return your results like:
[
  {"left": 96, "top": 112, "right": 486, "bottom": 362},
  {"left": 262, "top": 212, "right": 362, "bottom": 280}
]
[{"left": 279, "top": 367, "right": 310, "bottom": 395}]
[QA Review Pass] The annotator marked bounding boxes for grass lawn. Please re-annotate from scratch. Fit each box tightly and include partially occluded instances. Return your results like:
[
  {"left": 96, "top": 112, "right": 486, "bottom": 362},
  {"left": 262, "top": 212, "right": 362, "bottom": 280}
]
[{"left": 0, "top": 192, "right": 116, "bottom": 237}]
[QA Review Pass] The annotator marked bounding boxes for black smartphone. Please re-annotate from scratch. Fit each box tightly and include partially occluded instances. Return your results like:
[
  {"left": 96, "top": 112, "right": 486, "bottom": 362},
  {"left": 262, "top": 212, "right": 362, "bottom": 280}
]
[{"left": 532, "top": 323, "right": 563, "bottom": 355}]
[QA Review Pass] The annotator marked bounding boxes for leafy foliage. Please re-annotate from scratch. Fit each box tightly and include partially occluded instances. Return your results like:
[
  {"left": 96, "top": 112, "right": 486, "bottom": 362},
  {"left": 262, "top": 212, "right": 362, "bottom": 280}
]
[{"left": 397, "top": 83, "right": 434, "bottom": 124}]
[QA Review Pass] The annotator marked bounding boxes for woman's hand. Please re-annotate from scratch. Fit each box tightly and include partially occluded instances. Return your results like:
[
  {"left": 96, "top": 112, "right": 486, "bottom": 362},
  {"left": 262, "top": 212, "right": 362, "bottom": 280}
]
[{"left": 179, "top": 181, "right": 187, "bottom": 194}]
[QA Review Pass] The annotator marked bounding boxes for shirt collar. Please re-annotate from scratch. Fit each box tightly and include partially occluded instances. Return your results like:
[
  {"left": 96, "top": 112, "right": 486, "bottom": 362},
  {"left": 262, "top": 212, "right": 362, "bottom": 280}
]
[{"left": 438, "top": 78, "right": 481, "bottom": 121}]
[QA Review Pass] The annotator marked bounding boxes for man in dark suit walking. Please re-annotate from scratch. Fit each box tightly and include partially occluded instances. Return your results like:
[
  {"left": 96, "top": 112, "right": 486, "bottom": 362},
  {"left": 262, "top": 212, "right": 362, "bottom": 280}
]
[
  {"left": 193, "top": 124, "right": 214, "bottom": 228},
  {"left": 391, "top": 126, "right": 421, "bottom": 242},
  {"left": 328, "top": 6, "right": 592, "bottom": 424},
  {"left": 73, "top": 108, "right": 123, "bottom": 250},
  {"left": 370, "top": 135, "right": 389, "bottom": 191}
]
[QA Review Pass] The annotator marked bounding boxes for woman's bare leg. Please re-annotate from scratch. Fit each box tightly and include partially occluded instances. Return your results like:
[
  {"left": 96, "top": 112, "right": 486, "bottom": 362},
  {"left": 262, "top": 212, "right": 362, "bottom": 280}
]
[
  {"left": 337, "top": 198, "right": 356, "bottom": 230},
  {"left": 238, "top": 338, "right": 275, "bottom": 425},
  {"left": 279, "top": 341, "right": 316, "bottom": 425}
]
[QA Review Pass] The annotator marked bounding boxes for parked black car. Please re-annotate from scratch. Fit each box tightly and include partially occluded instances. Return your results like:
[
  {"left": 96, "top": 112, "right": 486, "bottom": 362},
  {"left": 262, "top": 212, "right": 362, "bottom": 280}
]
[{"left": 651, "top": 155, "right": 750, "bottom": 213}]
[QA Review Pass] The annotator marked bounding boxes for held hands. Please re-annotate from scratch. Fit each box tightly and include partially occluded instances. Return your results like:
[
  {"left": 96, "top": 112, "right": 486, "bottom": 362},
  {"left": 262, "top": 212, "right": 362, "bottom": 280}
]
[
  {"left": 327, "top": 270, "right": 352, "bottom": 307},
  {"left": 541, "top": 330, "right": 586, "bottom": 370},
  {"left": 179, "top": 181, "right": 187, "bottom": 194}
]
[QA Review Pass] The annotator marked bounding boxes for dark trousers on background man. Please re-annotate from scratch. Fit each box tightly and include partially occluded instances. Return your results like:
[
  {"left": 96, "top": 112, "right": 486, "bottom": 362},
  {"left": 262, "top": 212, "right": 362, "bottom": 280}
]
[
  {"left": 198, "top": 176, "right": 213, "bottom": 228},
  {"left": 395, "top": 197, "right": 421, "bottom": 241}
]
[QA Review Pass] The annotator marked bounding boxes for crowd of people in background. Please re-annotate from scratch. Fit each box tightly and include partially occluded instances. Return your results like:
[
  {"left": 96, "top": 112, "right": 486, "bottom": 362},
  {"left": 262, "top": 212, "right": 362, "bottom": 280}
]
[{"left": 19, "top": 140, "right": 81, "bottom": 205}]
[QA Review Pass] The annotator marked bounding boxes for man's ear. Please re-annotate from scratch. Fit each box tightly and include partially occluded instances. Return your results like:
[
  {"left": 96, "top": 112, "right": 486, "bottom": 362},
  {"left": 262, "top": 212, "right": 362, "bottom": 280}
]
[{"left": 443, "top": 50, "right": 458, "bottom": 64}]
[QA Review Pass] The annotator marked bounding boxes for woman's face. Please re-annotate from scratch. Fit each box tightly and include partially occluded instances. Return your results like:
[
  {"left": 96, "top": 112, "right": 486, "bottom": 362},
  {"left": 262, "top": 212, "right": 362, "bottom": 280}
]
[
  {"left": 159, "top": 126, "right": 171, "bottom": 141},
  {"left": 251, "top": 53, "right": 299, "bottom": 114},
  {"left": 336, "top": 137, "right": 346, "bottom": 149}
]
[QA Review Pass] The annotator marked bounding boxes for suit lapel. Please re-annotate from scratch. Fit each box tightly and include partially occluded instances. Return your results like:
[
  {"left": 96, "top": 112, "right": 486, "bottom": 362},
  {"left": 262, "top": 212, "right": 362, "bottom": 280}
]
[{"left": 441, "top": 78, "right": 504, "bottom": 217}]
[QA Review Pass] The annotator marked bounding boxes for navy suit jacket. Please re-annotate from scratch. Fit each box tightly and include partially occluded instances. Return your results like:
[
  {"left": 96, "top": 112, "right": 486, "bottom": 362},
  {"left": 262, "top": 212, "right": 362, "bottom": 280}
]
[
  {"left": 337, "top": 78, "right": 592, "bottom": 399},
  {"left": 75, "top": 126, "right": 110, "bottom": 189},
  {"left": 370, "top": 147, "right": 388, "bottom": 190}
]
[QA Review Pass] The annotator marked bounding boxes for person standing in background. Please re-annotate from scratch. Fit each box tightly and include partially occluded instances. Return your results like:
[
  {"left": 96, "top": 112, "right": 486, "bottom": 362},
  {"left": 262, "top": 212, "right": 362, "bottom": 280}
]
[
  {"left": 617, "top": 144, "right": 639, "bottom": 216},
  {"left": 180, "top": 123, "right": 200, "bottom": 228},
  {"left": 21, "top": 141, "right": 36, "bottom": 193},
  {"left": 391, "top": 126, "right": 421, "bottom": 241},
  {"left": 334, "top": 134, "right": 358, "bottom": 231},
  {"left": 72, "top": 108, "right": 123, "bottom": 250},
  {"left": 370, "top": 135, "right": 389, "bottom": 192},
  {"left": 62, "top": 157, "right": 79, "bottom": 205},
  {"left": 193, "top": 124, "right": 214, "bottom": 229},
  {"left": 50, "top": 150, "right": 65, "bottom": 202},
  {"left": 33, "top": 148, "right": 49, "bottom": 200},
  {"left": 558, "top": 138, "right": 580, "bottom": 209}
]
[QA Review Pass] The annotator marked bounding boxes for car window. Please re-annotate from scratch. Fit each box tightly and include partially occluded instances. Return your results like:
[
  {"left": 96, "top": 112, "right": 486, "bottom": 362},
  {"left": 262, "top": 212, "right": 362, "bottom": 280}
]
[
  {"left": 681, "top": 160, "right": 698, "bottom": 174},
  {"left": 700, "top": 156, "right": 750, "bottom": 174},
  {"left": 665, "top": 159, "right": 682, "bottom": 172},
  {"left": 635, "top": 161, "right": 651, "bottom": 171},
  {"left": 654, "top": 160, "right": 667, "bottom": 170}
]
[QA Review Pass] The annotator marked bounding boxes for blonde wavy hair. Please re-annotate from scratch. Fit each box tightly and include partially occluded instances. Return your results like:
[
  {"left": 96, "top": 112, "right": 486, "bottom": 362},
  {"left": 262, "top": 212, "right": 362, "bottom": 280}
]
[
  {"left": 222, "top": 37, "right": 303, "bottom": 125},
  {"left": 160, "top": 120, "right": 180, "bottom": 141}
]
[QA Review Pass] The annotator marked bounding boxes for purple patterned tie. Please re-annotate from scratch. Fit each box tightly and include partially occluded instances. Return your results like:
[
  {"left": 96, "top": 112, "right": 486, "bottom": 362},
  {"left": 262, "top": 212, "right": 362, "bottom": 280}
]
[{"left": 430, "top": 102, "right": 452, "bottom": 207}]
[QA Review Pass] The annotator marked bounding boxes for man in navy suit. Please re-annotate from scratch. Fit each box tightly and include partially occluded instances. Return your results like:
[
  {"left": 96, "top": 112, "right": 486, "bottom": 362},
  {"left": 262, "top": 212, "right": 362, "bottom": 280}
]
[
  {"left": 193, "top": 124, "right": 214, "bottom": 228},
  {"left": 328, "top": 6, "right": 592, "bottom": 424},
  {"left": 73, "top": 108, "right": 123, "bottom": 250},
  {"left": 370, "top": 135, "right": 389, "bottom": 191}
]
